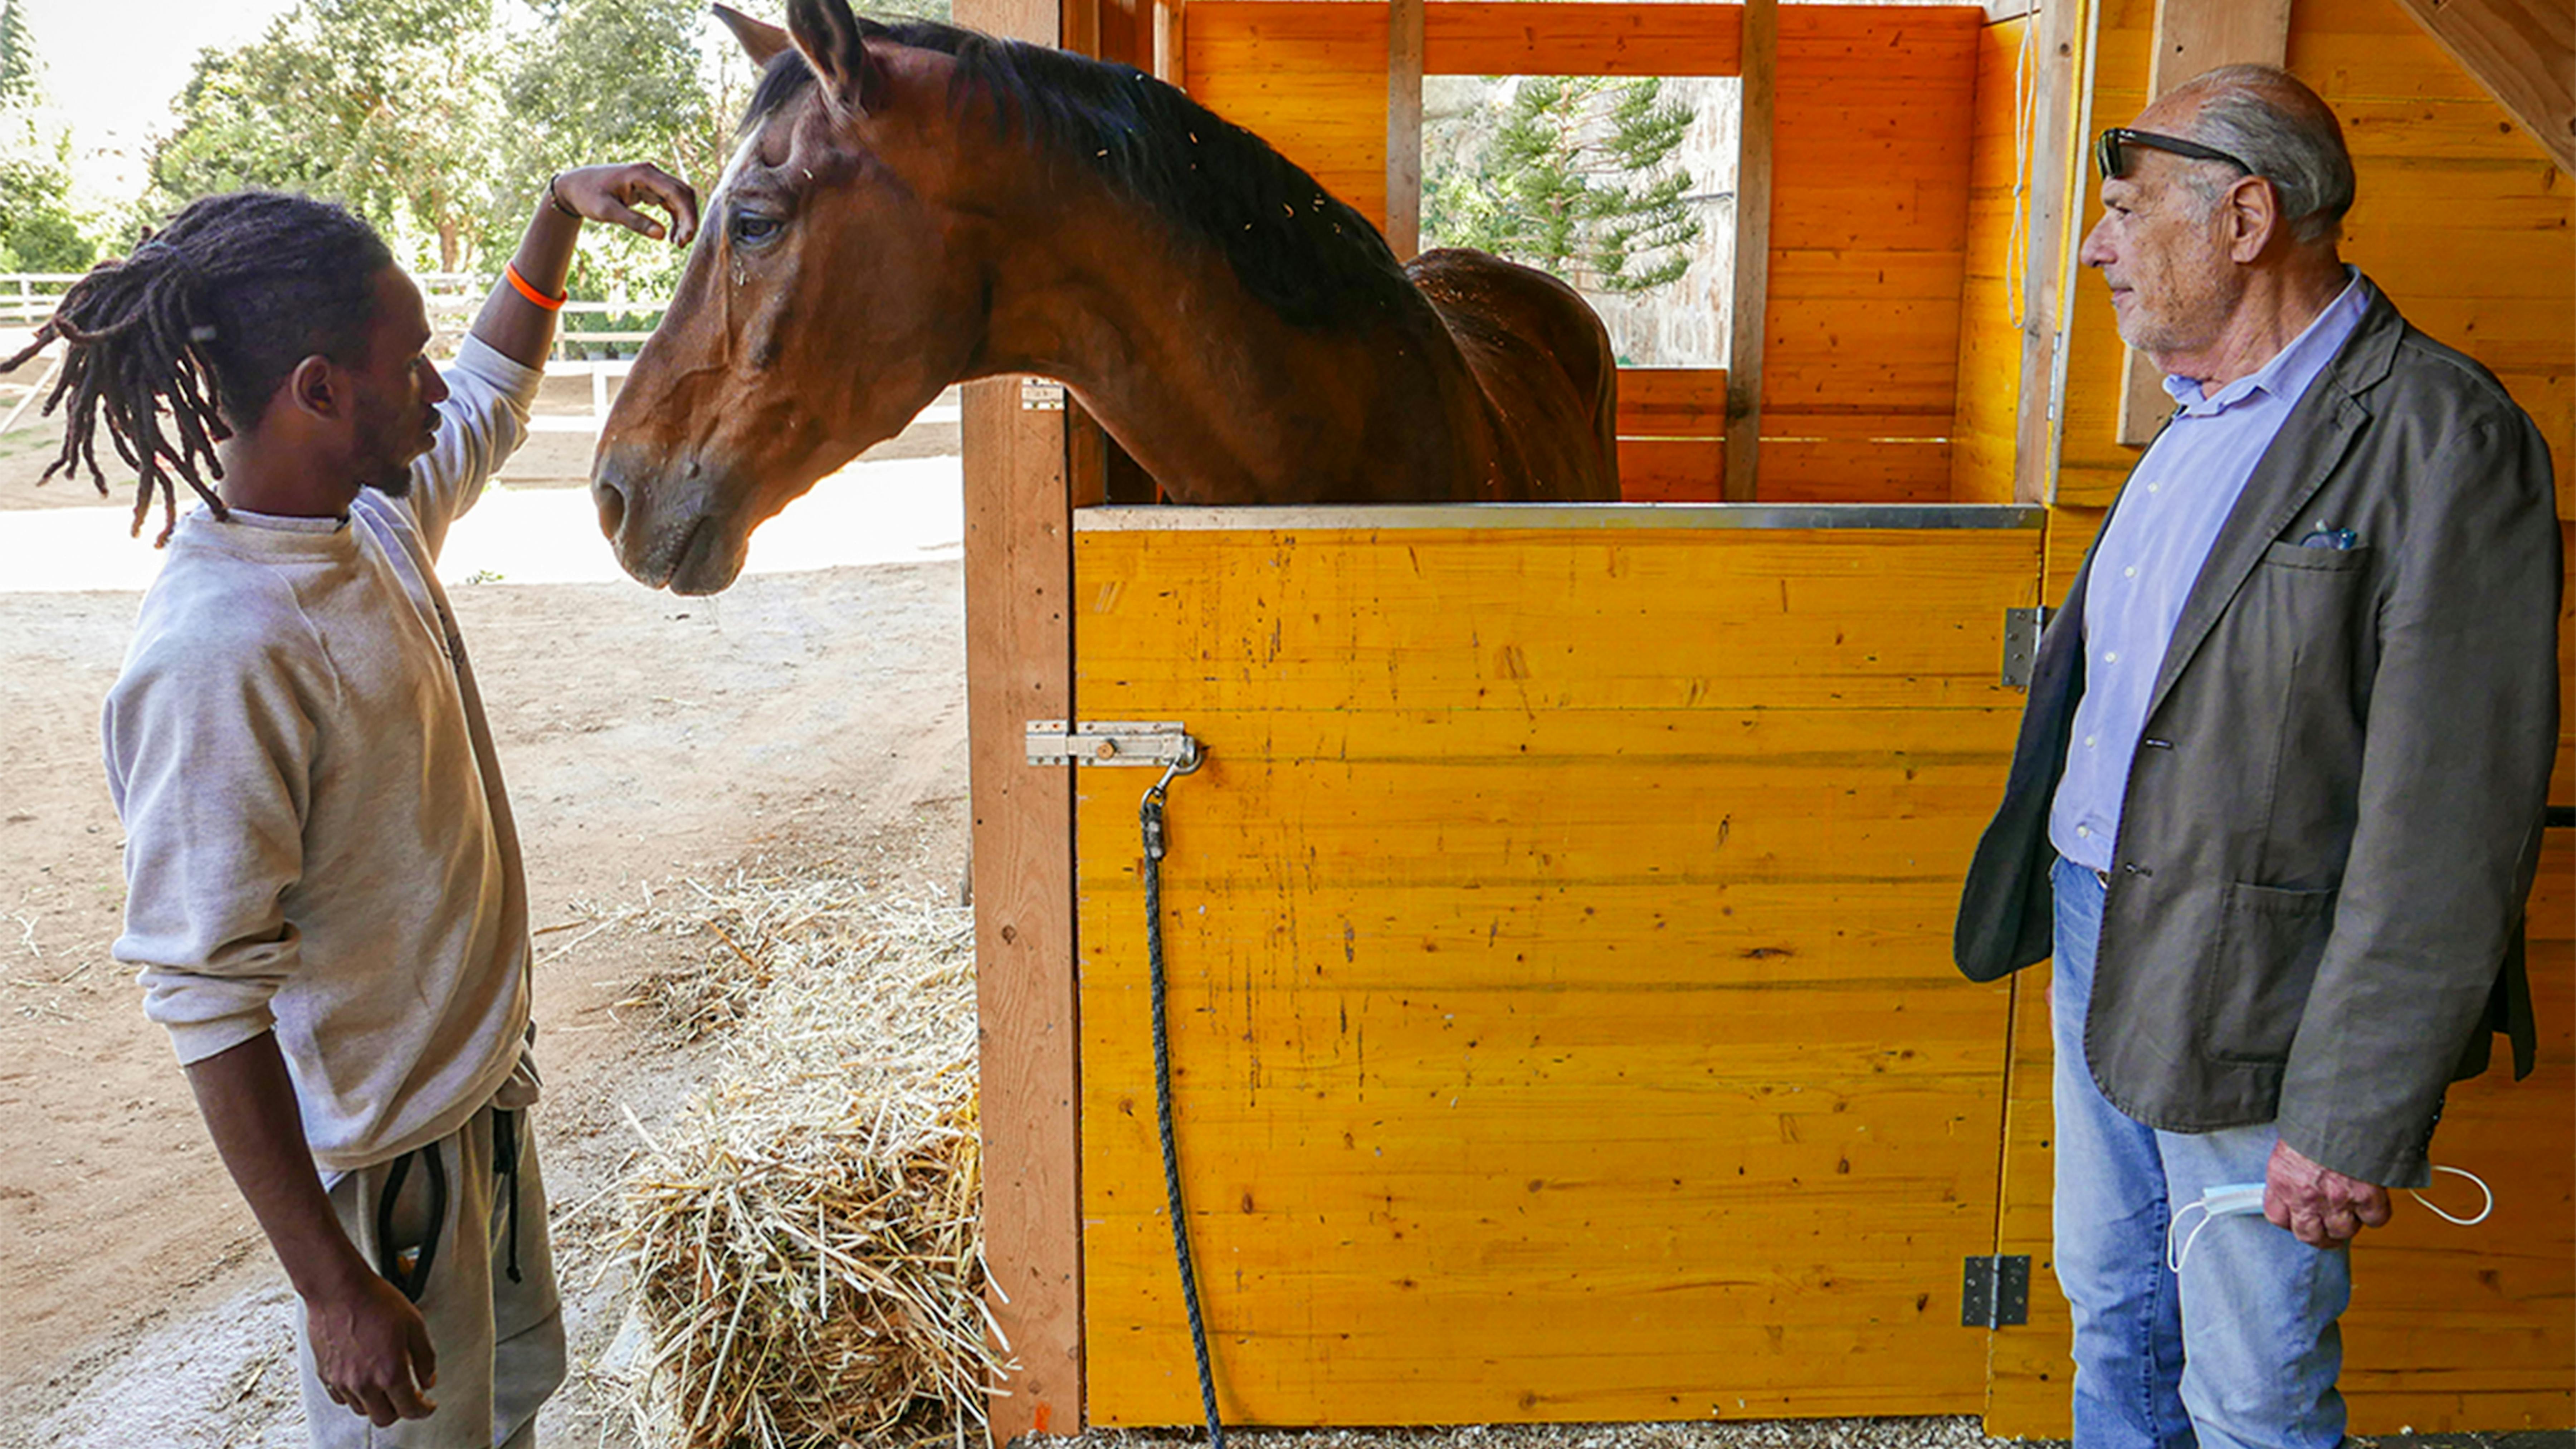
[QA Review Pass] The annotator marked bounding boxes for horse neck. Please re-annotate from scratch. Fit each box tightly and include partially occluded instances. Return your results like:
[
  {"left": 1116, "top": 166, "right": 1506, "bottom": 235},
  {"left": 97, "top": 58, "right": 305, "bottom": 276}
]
[{"left": 965, "top": 160, "right": 1492, "bottom": 503}]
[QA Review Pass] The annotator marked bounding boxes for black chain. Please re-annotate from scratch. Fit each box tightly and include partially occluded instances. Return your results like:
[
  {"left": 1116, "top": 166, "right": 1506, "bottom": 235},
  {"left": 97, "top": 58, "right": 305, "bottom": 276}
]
[{"left": 1142, "top": 761, "right": 1225, "bottom": 1449}]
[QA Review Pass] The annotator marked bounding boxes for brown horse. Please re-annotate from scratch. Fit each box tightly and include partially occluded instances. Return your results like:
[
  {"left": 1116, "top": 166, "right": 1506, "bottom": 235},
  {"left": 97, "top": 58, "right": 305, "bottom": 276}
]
[{"left": 591, "top": 0, "right": 1620, "bottom": 595}]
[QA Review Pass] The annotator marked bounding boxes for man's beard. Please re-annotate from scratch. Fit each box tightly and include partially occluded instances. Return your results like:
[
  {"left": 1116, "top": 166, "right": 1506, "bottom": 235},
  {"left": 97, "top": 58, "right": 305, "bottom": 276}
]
[
  {"left": 365, "top": 462, "right": 416, "bottom": 498},
  {"left": 352, "top": 404, "right": 424, "bottom": 498}
]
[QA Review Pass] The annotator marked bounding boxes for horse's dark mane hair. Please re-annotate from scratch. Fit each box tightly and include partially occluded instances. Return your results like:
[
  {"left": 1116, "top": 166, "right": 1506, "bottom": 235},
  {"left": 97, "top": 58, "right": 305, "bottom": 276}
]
[{"left": 748, "top": 18, "right": 1417, "bottom": 331}]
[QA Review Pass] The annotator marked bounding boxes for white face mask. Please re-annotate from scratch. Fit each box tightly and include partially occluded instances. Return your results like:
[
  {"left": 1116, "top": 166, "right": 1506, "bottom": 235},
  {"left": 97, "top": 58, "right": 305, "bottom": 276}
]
[{"left": 2166, "top": 1165, "right": 2495, "bottom": 1272}]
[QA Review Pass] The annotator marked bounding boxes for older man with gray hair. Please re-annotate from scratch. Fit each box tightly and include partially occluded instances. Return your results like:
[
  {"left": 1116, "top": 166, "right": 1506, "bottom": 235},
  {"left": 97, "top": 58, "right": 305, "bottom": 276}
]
[{"left": 1955, "top": 65, "right": 2560, "bottom": 1447}]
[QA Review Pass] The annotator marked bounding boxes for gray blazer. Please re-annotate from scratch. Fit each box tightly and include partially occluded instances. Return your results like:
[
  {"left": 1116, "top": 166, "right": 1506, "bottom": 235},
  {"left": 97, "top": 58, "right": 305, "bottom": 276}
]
[{"left": 1954, "top": 280, "right": 2562, "bottom": 1188}]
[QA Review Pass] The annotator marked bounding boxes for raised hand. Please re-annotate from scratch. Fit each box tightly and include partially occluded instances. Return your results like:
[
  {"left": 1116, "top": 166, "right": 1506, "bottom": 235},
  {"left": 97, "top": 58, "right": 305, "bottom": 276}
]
[{"left": 551, "top": 162, "right": 702, "bottom": 248}]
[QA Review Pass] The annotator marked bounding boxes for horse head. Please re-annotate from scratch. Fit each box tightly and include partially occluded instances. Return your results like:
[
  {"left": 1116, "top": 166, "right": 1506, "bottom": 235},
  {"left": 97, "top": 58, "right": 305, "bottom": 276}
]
[{"left": 592, "top": 0, "right": 987, "bottom": 594}]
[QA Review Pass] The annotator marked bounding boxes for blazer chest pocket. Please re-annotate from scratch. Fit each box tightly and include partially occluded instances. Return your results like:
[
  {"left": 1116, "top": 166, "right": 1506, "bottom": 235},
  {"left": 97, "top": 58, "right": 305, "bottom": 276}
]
[
  {"left": 2259, "top": 538, "right": 2372, "bottom": 573},
  {"left": 2200, "top": 881, "right": 2338, "bottom": 1064}
]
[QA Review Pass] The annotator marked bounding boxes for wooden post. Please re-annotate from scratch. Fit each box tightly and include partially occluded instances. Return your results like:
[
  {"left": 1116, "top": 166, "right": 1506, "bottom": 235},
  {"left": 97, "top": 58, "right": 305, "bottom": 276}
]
[
  {"left": 955, "top": 0, "right": 1080, "bottom": 1434},
  {"left": 1723, "top": 0, "right": 1776, "bottom": 502},
  {"left": 1385, "top": 0, "right": 1426, "bottom": 259},
  {"left": 2009, "top": 0, "right": 2090, "bottom": 506},
  {"left": 962, "top": 377, "right": 1082, "bottom": 1446},
  {"left": 2112, "top": 0, "right": 2292, "bottom": 444},
  {"left": 1153, "top": 0, "right": 1187, "bottom": 90},
  {"left": 2392, "top": 0, "right": 2575, "bottom": 175}
]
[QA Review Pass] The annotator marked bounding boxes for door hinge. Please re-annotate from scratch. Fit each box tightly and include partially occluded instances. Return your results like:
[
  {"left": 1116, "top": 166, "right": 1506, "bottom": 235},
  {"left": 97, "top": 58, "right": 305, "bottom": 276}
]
[
  {"left": 1961, "top": 1253, "right": 2032, "bottom": 1327},
  {"left": 1025, "top": 719, "right": 1201, "bottom": 768},
  {"left": 2000, "top": 606, "right": 2053, "bottom": 691}
]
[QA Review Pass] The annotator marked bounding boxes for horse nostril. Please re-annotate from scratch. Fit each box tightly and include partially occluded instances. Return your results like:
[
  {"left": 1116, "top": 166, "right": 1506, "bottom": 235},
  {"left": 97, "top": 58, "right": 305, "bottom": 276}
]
[{"left": 591, "top": 474, "right": 629, "bottom": 541}]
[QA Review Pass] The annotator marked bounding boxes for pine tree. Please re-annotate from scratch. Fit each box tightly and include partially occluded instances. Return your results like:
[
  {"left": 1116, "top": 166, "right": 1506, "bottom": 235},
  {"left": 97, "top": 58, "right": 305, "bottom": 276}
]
[{"left": 1424, "top": 75, "right": 1701, "bottom": 295}]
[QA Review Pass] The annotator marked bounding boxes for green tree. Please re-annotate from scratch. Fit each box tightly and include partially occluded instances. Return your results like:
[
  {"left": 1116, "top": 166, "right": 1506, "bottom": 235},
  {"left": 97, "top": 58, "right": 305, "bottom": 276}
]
[
  {"left": 496, "top": 0, "right": 736, "bottom": 306},
  {"left": 150, "top": 0, "right": 506, "bottom": 273},
  {"left": 1426, "top": 76, "right": 1701, "bottom": 295},
  {"left": 0, "top": 0, "right": 38, "bottom": 104},
  {"left": 0, "top": 0, "right": 94, "bottom": 273}
]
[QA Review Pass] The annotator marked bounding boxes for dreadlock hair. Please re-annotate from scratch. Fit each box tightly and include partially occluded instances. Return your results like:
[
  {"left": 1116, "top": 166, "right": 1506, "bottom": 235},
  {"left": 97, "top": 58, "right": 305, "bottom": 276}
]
[{"left": 0, "top": 191, "right": 395, "bottom": 545}]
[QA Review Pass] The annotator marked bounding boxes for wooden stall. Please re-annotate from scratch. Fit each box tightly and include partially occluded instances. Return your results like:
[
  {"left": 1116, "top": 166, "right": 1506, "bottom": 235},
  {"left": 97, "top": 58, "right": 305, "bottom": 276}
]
[
  {"left": 1074, "top": 505, "right": 2041, "bottom": 1423},
  {"left": 952, "top": 0, "right": 2576, "bottom": 1439}
]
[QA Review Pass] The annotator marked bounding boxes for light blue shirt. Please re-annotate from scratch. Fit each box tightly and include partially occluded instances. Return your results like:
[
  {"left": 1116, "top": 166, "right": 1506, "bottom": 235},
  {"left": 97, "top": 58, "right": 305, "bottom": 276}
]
[{"left": 2049, "top": 270, "right": 2368, "bottom": 872}]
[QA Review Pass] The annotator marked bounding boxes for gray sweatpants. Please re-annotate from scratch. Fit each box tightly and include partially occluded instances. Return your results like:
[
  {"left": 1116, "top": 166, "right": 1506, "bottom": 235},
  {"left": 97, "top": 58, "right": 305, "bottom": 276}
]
[{"left": 296, "top": 1075, "right": 565, "bottom": 1449}]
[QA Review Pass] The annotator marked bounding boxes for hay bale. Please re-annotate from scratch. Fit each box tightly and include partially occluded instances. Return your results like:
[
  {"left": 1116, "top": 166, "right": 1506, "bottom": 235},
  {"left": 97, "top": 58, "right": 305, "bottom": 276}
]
[{"left": 609, "top": 872, "right": 1005, "bottom": 1448}]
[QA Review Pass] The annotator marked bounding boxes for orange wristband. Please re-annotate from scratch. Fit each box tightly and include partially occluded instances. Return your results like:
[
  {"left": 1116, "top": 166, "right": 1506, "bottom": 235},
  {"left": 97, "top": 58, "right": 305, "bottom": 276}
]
[{"left": 503, "top": 261, "right": 564, "bottom": 312}]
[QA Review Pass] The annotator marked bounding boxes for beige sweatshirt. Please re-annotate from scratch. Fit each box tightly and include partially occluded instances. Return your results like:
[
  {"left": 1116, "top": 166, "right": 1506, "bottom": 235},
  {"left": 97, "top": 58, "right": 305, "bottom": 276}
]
[{"left": 103, "top": 337, "right": 543, "bottom": 1174}]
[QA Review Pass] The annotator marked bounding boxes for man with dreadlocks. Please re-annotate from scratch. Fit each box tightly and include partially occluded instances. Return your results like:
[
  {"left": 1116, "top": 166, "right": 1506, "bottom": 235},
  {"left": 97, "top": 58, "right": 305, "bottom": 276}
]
[{"left": 12, "top": 164, "right": 696, "bottom": 1445}]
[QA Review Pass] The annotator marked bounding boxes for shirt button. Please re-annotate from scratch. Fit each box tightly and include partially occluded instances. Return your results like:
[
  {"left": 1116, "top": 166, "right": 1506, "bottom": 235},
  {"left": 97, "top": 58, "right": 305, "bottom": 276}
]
[
  {"left": 2147, "top": 483, "right": 2161, "bottom": 494},
  {"left": 2084, "top": 735, "right": 2097, "bottom": 748},
  {"left": 2077, "top": 825, "right": 2093, "bottom": 838},
  {"left": 2103, "top": 651, "right": 2119, "bottom": 663},
  {"left": 2123, "top": 566, "right": 2137, "bottom": 578}
]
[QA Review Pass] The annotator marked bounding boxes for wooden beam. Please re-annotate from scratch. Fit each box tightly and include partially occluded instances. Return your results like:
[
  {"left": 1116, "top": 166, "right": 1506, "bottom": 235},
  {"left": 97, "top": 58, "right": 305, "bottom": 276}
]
[
  {"left": 2008, "top": 0, "right": 2089, "bottom": 505},
  {"left": 1060, "top": 0, "right": 1101, "bottom": 69},
  {"left": 1385, "top": 0, "right": 1426, "bottom": 260},
  {"left": 955, "top": 0, "right": 1079, "bottom": 1437},
  {"left": 2113, "top": 0, "right": 2292, "bottom": 445},
  {"left": 1152, "top": 0, "right": 1187, "bottom": 88},
  {"left": 2392, "top": 0, "right": 2575, "bottom": 175},
  {"left": 1723, "top": 0, "right": 1775, "bottom": 502},
  {"left": 2144, "top": 0, "right": 2293, "bottom": 102}
]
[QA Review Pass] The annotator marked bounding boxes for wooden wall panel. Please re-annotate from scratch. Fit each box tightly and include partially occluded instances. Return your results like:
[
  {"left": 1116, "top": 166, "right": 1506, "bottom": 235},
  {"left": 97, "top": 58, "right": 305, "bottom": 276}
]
[
  {"left": 1426, "top": 2, "right": 1744, "bottom": 77},
  {"left": 1186, "top": 2, "right": 1394, "bottom": 224},
  {"left": 2293, "top": 0, "right": 2576, "bottom": 517},
  {"left": 1759, "top": 6, "right": 1983, "bottom": 503},
  {"left": 1619, "top": 365, "right": 1729, "bottom": 501},
  {"left": 1951, "top": 17, "right": 2031, "bottom": 504},
  {"left": 1073, "top": 523, "right": 2041, "bottom": 1426}
]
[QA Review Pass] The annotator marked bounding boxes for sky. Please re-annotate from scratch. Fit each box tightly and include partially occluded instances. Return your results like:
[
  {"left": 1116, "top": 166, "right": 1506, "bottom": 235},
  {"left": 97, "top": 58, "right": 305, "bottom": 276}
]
[{"left": 20, "top": 0, "right": 302, "bottom": 199}]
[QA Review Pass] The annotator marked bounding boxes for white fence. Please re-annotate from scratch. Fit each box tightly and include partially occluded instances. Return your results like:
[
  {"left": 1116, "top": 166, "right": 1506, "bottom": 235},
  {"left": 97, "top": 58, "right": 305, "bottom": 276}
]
[{"left": 2, "top": 272, "right": 673, "bottom": 435}]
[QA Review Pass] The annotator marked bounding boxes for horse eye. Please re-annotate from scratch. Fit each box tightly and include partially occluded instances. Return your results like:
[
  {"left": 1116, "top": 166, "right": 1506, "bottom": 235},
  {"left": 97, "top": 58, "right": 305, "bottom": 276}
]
[{"left": 731, "top": 210, "right": 784, "bottom": 247}]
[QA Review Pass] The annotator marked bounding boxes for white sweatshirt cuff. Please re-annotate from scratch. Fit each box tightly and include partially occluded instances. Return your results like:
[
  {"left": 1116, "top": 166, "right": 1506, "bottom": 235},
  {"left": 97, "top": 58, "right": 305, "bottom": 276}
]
[{"left": 153, "top": 995, "right": 282, "bottom": 1067}]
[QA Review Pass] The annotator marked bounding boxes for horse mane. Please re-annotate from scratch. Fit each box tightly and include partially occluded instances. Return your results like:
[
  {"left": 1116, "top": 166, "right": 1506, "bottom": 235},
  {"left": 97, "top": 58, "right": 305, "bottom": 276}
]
[{"left": 745, "top": 18, "right": 1418, "bottom": 332}]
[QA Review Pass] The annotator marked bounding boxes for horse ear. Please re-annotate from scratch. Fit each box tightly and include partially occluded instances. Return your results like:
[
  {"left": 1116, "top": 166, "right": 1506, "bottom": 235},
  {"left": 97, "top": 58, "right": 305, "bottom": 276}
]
[
  {"left": 712, "top": 4, "right": 790, "bottom": 67},
  {"left": 787, "top": 0, "right": 889, "bottom": 118}
]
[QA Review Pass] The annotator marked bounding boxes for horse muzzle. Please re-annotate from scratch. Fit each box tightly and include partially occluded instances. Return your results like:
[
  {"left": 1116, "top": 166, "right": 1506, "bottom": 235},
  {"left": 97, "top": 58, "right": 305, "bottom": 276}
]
[{"left": 590, "top": 448, "right": 752, "bottom": 595}]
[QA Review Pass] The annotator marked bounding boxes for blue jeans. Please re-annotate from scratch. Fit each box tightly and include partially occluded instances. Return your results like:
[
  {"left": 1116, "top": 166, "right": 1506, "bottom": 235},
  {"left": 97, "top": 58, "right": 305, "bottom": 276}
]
[{"left": 2049, "top": 857, "right": 2350, "bottom": 1449}]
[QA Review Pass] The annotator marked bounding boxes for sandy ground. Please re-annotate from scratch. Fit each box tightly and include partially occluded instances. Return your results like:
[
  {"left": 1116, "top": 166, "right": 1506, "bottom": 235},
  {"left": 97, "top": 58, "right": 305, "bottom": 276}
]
[{"left": 0, "top": 373, "right": 972, "bottom": 1447}]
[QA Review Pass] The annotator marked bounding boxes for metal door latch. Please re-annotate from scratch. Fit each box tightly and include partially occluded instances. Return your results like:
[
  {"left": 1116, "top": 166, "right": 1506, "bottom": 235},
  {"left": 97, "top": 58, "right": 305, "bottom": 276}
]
[{"left": 1026, "top": 719, "right": 1202, "bottom": 770}]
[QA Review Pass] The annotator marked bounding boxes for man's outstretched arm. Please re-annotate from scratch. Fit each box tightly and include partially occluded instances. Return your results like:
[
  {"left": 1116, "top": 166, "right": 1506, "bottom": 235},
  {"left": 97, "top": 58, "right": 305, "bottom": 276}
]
[
  {"left": 470, "top": 163, "right": 701, "bottom": 370},
  {"left": 185, "top": 1032, "right": 438, "bottom": 1428}
]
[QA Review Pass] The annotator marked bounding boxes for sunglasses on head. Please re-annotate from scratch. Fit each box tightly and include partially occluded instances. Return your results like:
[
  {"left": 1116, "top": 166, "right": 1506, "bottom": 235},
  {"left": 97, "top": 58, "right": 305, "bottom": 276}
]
[{"left": 2094, "top": 127, "right": 2254, "bottom": 181}]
